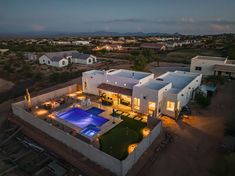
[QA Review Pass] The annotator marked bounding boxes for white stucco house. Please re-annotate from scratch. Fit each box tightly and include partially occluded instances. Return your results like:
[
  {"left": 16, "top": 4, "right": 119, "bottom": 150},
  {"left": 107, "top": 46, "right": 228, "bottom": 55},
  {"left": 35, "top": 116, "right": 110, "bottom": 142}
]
[
  {"left": 190, "top": 55, "right": 235, "bottom": 77},
  {"left": 39, "top": 51, "right": 97, "bottom": 68},
  {"left": 82, "top": 69, "right": 202, "bottom": 119}
]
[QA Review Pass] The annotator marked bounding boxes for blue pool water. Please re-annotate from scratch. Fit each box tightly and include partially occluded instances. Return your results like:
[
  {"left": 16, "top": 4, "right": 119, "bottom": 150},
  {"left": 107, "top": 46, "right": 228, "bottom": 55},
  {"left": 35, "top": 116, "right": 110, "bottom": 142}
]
[
  {"left": 86, "top": 107, "right": 105, "bottom": 115},
  {"left": 57, "top": 107, "right": 109, "bottom": 129},
  {"left": 80, "top": 125, "right": 101, "bottom": 137}
]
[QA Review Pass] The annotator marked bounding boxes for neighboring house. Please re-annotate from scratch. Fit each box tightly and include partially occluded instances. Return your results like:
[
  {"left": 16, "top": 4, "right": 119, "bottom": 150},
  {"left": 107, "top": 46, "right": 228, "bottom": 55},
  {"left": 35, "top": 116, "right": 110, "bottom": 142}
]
[
  {"left": 71, "top": 52, "right": 97, "bottom": 64},
  {"left": 0, "top": 49, "right": 9, "bottom": 55},
  {"left": 93, "top": 44, "right": 123, "bottom": 51},
  {"left": 71, "top": 41, "right": 90, "bottom": 46},
  {"left": 140, "top": 43, "right": 166, "bottom": 51},
  {"left": 24, "top": 52, "right": 38, "bottom": 61},
  {"left": 190, "top": 55, "right": 235, "bottom": 77},
  {"left": 82, "top": 69, "right": 201, "bottom": 119},
  {"left": 39, "top": 50, "right": 97, "bottom": 68}
]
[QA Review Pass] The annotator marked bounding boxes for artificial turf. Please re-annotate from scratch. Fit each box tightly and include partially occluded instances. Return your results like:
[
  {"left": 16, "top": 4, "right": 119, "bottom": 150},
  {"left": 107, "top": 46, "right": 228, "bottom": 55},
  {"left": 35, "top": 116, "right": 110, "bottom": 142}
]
[{"left": 100, "top": 115, "right": 146, "bottom": 160}]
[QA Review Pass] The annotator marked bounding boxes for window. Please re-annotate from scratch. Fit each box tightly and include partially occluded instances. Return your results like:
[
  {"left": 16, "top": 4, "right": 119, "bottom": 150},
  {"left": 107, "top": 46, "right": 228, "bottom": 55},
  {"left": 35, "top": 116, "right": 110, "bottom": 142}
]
[
  {"left": 195, "top": 66, "right": 202, "bottom": 71},
  {"left": 166, "top": 101, "right": 175, "bottom": 111},
  {"left": 84, "top": 82, "right": 87, "bottom": 89},
  {"left": 62, "top": 61, "right": 65, "bottom": 65},
  {"left": 88, "top": 58, "right": 92, "bottom": 63},
  {"left": 48, "top": 60, "right": 51, "bottom": 64},
  {"left": 133, "top": 98, "right": 140, "bottom": 110},
  {"left": 148, "top": 101, "right": 156, "bottom": 115},
  {"left": 177, "top": 101, "right": 181, "bottom": 110},
  {"left": 124, "top": 83, "right": 127, "bottom": 86},
  {"left": 115, "top": 82, "right": 117, "bottom": 85}
]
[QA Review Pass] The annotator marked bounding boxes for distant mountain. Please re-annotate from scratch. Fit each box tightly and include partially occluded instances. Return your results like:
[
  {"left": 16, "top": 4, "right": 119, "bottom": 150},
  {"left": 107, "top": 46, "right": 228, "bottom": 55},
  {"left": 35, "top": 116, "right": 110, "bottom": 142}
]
[{"left": 0, "top": 31, "right": 183, "bottom": 39}]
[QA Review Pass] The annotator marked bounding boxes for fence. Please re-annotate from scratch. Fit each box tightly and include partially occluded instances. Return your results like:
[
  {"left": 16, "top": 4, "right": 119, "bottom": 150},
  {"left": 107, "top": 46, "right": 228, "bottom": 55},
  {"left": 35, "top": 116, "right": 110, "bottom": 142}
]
[{"left": 11, "top": 85, "right": 162, "bottom": 176}]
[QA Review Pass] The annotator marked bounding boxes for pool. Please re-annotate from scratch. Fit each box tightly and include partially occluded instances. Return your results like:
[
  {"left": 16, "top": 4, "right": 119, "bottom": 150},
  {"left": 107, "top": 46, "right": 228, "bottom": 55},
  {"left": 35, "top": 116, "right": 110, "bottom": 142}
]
[
  {"left": 57, "top": 107, "right": 109, "bottom": 129},
  {"left": 80, "top": 125, "right": 101, "bottom": 137},
  {"left": 86, "top": 107, "right": 105, "bottom": 115}
]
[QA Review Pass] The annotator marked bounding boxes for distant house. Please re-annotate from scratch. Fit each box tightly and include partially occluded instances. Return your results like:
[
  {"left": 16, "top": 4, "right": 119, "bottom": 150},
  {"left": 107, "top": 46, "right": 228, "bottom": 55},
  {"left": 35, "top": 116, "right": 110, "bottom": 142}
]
[
  {"left": 93, "top": 44, "right": 123, "bottom": 51},
  {"left": 140, "top": 43, "right": 166, "bottom": 51},
  {"left": 71, "top": 41, "right": 90, "bottom": 46},
  {"left": 24, "top": 52, "right": 38, "bottom": 61},
  {"left": 39, "top": 50, "right": 97, "bottom": 68},
  {"left": 0, "top": 49, "right": 9, "bottom": 55},
  {"left": 190, "top": 55, "right": 235, "bottom": 77},
  {"left": 71, "top": 52, "right": 97, "bottom": 64}
]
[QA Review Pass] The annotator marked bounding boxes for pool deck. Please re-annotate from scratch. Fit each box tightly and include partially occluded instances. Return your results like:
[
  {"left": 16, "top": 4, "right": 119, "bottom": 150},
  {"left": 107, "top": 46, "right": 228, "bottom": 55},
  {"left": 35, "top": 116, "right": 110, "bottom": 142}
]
[{"left": 31, "top": 91, "right": 148, "bottom": 141}]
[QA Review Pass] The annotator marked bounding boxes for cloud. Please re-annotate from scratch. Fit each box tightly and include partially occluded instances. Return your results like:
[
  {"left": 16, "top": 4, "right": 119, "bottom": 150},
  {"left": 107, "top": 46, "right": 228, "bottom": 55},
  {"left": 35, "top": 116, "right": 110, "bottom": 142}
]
[
  {"left": 32, "top": 24, "right": 45, "bottom": 32},
  {"left": 210, "top": 24, "right": 231, "bottom": 32}
]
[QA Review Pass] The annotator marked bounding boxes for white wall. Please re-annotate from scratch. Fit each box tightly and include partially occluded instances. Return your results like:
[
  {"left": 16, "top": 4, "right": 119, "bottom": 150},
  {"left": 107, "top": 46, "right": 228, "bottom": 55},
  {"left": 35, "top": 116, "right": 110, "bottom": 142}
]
[
  {"left": 82, "top": 72, "right": 105, "bottom": 95},
  {"left": 39, "top": 55, "right": 69, "bottom": 68},
  {"left": 12, "top": 87, "right": 162, "bottom": 176},
  {"left": 190, "top": 57, "right": 225, "bottom": 75}
]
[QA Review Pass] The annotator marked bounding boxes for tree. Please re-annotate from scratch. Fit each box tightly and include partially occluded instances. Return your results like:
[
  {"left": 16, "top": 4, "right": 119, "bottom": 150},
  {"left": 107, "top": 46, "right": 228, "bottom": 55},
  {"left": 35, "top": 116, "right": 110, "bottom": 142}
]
[{"left": 132, "top": 55, "right": 147, "bottom": 71}]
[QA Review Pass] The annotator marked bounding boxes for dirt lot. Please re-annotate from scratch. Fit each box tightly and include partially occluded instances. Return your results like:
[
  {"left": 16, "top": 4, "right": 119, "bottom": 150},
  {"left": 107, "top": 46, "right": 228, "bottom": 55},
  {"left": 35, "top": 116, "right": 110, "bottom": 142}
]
[
  {"left": 137, "top": 80, "right": 235, "bottom": 176},
  {"left": 0, "top": 78, "right": 14, "bottom": 93}
]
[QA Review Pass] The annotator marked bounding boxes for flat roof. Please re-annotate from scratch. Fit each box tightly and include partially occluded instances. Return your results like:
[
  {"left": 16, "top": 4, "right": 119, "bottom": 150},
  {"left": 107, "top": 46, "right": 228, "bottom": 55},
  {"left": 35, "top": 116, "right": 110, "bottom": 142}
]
[
  {"left": 214, "top": 64, "right": 235, "bottom": 73},
  {"left": 108, "top": 69, "right": 152, "bottom": 80},
  {"left": 193, "top": 55, "right": 226, "bottom": 61},
  {"left": 142, "top": 80, "right": 170, "bottom": 91},
  {"left": 84, "top": 70, "right": 105, "bottom": 75},
  {"left": 158, "top": 71, "right": 199, "bottom": 92},
  {"left": 97, "top": 83, "right": 132, "bottom": 96}
]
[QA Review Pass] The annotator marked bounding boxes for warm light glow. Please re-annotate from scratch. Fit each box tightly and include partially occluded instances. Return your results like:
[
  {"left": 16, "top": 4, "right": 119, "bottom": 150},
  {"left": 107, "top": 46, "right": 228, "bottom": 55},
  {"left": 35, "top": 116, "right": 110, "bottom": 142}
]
[
  {"left": 35, "top": 109, "right": 48, "bottom": 116},
  {"left": 166, "top": 101, "right": 175, "bottom": 112},
  {"left": 75, "top": 91, "right": 83, "bottom": 94},
  {"left": 133, "top": 98, "right": 140, "bottom": 110},
  {"left": 142, "top": 127, "right": 150, "bottom": 137},
  {"left": 67, "top": 93, "right": 77, "bottom": 97},
  {"left": 128, "top": 144, "right": 138, "bottom": 154},
  {"left": 77, "top": 95, "right": 86, "bottom": 100},
  {"left": 48, "top": 113, "right": 56, "bottom": 119}
]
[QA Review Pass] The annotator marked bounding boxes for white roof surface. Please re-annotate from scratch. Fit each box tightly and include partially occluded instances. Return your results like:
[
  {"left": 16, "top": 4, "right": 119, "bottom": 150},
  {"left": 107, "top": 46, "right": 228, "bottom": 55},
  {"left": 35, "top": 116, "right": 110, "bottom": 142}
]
[
  {"left": 193, "top": 55, "right": 226, "bottom": 61},
  {"left": 142, "top": 80, "right": 170, "bottom": 90},
  {"left": 107, "top": 69, "right": 152, "bottom": 80},
  {"left": 158, "top": 71, "right": 199, "bottom": 93}
]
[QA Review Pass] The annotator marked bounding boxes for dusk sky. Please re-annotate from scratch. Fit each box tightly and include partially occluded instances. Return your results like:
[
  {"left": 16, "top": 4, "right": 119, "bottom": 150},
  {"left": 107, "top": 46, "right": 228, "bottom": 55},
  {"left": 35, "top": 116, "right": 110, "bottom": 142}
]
[{"left": 0, "top": 0, "right": 235, "bottom": 34}]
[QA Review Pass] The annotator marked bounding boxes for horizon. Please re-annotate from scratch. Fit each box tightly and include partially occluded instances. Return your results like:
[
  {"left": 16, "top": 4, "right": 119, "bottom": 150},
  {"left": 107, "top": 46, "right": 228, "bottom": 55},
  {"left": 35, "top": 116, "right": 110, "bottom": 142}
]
[{"left": 0, "top": 0, "right": 235, "bottom": 35}]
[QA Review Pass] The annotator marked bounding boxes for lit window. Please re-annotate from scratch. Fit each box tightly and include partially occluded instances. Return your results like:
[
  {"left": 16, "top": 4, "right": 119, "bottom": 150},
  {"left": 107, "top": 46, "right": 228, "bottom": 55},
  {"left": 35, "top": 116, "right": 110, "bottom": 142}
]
[
  {"left": 124, "top": 83, "right": 127, "bottom": 86},
  {"left": 134, "top": 98, "right": 140, "bottom": 110},
  {"left": 115, "top": 82, "right": 117, "bottom": 84},
  {"left": 166, "top": 101, "right": 175, "bottom": 111},
  {"left": 106, "top": 80, "right": 109, "bottom": 82},
  {"left": 177, "top": 101, "right": 181, "bottom": 110}
]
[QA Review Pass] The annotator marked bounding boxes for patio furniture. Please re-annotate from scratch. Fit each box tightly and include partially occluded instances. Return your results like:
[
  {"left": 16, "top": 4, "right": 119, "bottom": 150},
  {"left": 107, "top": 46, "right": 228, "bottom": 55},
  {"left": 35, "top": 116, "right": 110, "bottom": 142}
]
[
  {"left": 120, "top": 99, "right": 130, "bottom": 106},
  {"left": 81, "top": 99, "right": 86, "bottom": 106},
  {"left": 86, "top": 99, "right": 91, "bottom": 106},
  {"left": 134, "top": 117, "right": 142, "bottom": 121},
  {"left": 101, "top": 99, "right": 113, "bottom": 106},
  {"left": 128, "top": 114, "right": 136, "bottom": 119}
]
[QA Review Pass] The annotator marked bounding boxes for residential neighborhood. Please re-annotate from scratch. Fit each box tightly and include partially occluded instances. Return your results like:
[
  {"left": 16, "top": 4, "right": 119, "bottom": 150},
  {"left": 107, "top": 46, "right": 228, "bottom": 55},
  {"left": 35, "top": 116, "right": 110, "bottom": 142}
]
[{"left": 0, "top": 1, "right": 235, "bottom": 176}]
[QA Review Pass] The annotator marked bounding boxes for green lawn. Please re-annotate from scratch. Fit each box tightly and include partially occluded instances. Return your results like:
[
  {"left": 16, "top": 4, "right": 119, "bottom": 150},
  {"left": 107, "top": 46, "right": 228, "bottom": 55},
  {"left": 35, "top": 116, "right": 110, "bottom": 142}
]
[{"left": 100, "top": 116, "right": 146, "bottom": 160}]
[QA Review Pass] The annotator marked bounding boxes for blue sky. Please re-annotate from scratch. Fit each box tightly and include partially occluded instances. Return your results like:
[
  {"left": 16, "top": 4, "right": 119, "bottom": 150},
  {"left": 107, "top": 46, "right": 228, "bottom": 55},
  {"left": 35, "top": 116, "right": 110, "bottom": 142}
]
[{"left": 0, "top": 0, "right": 235, "bottom": 34}]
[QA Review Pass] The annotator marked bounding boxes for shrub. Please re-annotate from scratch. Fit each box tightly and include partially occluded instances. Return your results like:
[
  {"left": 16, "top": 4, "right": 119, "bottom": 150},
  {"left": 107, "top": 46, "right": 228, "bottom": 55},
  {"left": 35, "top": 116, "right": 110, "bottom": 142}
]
[{"left": 195, "top": 93, "right": 211, "bottom": 107}]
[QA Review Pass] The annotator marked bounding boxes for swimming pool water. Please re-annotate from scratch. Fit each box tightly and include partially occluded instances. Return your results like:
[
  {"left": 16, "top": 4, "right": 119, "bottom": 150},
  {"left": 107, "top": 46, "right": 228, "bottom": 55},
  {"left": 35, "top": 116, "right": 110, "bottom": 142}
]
[
  {"left": 80, "top": 125, "right": 101, "bottom": 137},
  {"left": 86, "top": 107, "right": 105, "bottom": 115},
  {"left": 57, "top": 107, "right": 109, "bottom": 129}
]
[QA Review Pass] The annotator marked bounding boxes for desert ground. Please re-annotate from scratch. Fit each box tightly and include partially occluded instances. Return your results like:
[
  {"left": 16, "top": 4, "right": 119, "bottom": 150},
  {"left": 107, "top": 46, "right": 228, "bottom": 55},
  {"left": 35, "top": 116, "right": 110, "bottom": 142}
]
[
  {"left": 134, "top": 80, "right": 235, "bottom": 176},
  {"left": 0, "top": 78, "right": 14, "bottom": 93}
]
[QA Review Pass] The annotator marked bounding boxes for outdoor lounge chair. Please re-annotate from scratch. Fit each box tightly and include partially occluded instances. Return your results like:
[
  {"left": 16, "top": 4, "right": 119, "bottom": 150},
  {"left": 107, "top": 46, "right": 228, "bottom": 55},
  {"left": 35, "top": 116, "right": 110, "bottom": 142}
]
[
  {"left": 81, "top": 99, "right": 86, "bottom": 106},
  {"left": 86, "top": 99, "right": 91, "bottom": 106}
]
